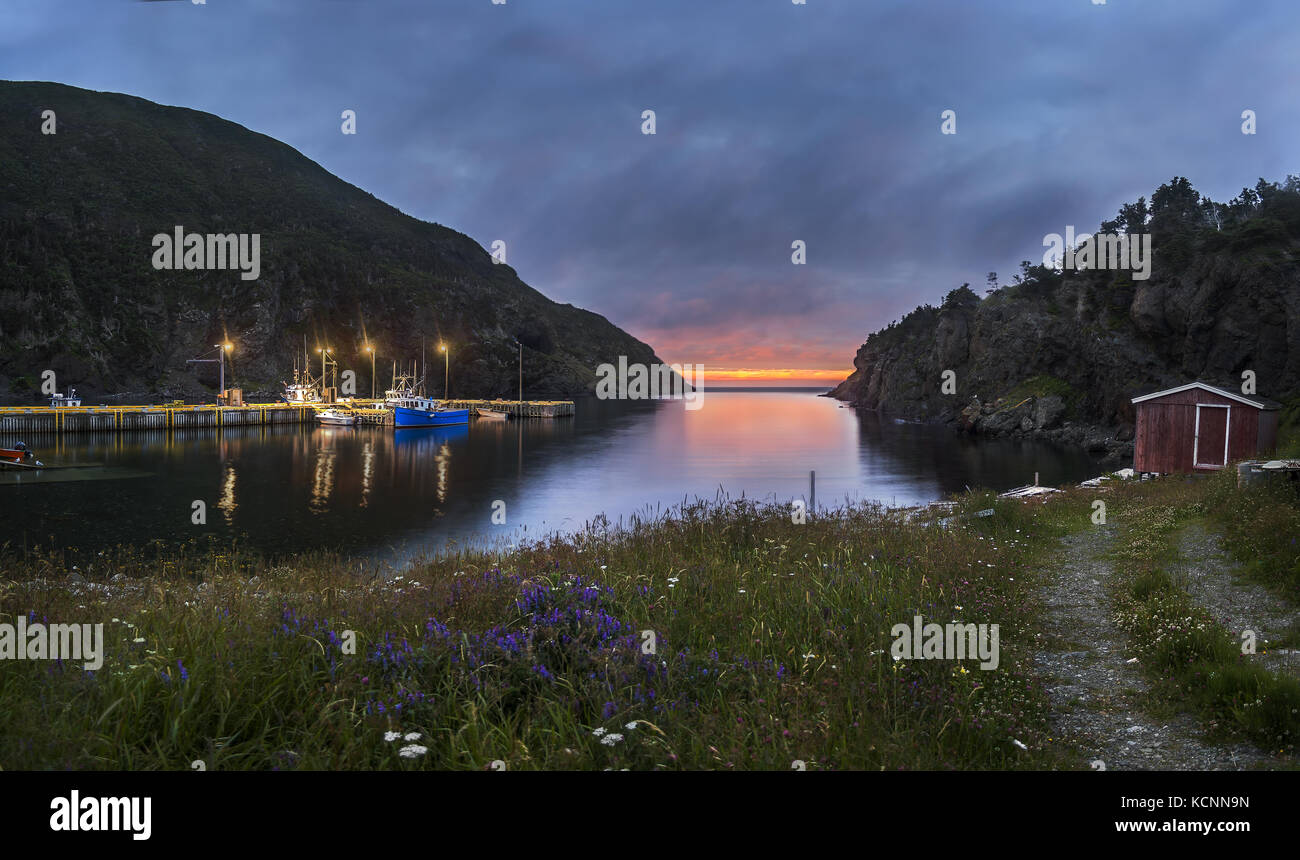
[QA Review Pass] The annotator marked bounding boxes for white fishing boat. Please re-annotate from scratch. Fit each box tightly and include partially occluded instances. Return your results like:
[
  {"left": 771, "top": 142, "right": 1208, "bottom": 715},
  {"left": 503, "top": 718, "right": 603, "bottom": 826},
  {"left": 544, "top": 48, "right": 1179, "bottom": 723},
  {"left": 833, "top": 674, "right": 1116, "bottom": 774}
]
[
  {"left": 49, "top": 388, "right": 81, "bottom": 408},
  {"left": 282, "top": 337, "right": 323, "bottom": 404},
  {"left": 316, "top": 408, "right": 356, "bottom": 426}
]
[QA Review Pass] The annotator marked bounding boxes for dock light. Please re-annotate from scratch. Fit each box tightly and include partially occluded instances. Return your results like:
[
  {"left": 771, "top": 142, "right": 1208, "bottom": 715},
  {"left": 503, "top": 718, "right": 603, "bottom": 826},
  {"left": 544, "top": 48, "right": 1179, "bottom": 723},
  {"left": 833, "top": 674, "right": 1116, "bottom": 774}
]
[{"left": 223, "top": 342, "right": 232, "bottom": 352}]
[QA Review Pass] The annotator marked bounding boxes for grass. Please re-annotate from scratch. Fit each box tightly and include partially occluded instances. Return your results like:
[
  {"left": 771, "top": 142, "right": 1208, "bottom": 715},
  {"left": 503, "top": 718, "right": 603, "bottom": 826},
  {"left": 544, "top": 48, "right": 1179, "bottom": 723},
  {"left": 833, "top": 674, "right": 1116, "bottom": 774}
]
[
  {"left": 1275, "top": 395, "right": 1300, "bottom": 457},
  {"left": 1, "top": 470, "right": 1296, "bottom": 770},
  {"left": 1203, "top": 468, "right": 1300, "bottom": 596},
  {"left": 1103, "top": 472, "right": 1300, "bottom": 755},
  {"left": 1000, "top": 374, "right": 1079, "bottom": 415},
  {"left": 0, "top": 495, "right": 1079, "bottom": 771}
]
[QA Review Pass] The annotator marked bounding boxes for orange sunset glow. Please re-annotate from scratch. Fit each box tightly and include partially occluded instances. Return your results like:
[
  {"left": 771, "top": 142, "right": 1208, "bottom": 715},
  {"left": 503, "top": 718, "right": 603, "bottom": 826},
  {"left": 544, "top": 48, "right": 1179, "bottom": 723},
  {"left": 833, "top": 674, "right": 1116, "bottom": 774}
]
[{"left": 692, "top": 368, "right": 853, "bottom": 386}]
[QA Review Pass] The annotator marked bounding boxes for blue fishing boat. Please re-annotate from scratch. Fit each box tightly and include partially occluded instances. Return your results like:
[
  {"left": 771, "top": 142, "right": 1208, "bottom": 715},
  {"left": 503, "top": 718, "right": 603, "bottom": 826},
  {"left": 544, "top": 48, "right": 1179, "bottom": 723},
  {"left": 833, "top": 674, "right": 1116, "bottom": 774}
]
[{"left": 389, "top": 394, "right": 469, "bottom": 428}]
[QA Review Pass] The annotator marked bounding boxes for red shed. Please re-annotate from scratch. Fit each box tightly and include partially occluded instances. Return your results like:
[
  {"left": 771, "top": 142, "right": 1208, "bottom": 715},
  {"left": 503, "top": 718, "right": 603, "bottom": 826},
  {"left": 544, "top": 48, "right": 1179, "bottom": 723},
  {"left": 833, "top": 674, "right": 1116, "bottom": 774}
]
[{"left": 1131, "top": 381, "right": 1280, "bottom": 473}]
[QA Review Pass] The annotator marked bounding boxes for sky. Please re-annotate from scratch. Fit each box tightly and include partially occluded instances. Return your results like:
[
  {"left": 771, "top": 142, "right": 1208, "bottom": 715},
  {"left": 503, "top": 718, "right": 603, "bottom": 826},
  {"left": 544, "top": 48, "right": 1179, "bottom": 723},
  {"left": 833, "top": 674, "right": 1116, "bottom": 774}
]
[{"left": 2, "top": 0, "right": 1297, "bottom": 385}]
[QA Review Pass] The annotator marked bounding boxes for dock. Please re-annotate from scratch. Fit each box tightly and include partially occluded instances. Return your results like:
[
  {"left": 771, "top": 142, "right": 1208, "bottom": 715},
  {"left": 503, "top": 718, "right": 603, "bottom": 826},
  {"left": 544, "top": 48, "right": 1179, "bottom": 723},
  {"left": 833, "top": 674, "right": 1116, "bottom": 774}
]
[{"left": 0, "top": 398, "right": 574, "bottom": 435}]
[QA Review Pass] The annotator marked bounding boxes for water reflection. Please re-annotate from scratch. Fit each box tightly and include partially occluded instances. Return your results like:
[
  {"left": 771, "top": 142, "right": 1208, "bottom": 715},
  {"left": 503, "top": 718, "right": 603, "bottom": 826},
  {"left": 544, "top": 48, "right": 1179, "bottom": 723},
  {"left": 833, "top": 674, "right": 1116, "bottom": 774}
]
[
  {"left": 219, "top": 462, "right": 236, "bottom": 524},
  {"left": 2, "top": 393, "right": 1104, "bottom": 562}
]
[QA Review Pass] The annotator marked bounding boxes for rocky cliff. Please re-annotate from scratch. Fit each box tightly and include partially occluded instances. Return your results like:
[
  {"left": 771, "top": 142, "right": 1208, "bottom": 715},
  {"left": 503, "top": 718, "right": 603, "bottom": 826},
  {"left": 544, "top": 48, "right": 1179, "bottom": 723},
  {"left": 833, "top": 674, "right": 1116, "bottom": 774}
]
[
  {"left": 0, "top": 81, "right": 660, "bottom": 403},
  {"left": 830, "top": 176, "right": 1300, "bottom": 461}
]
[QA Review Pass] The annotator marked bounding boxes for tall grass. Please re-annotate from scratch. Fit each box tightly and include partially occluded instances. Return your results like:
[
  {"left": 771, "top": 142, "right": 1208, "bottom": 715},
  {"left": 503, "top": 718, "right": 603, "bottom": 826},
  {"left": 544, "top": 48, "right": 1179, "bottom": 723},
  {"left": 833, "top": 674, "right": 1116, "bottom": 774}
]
[
  {"left": 1104, "top": 475, "right": 1300, "bottom": 754},
  {"left": 1203, "top": 468, "right": 1300, "bottom": 596},
  {"left": 0, "top": 495, "right": 1073, "bottom": 770}
]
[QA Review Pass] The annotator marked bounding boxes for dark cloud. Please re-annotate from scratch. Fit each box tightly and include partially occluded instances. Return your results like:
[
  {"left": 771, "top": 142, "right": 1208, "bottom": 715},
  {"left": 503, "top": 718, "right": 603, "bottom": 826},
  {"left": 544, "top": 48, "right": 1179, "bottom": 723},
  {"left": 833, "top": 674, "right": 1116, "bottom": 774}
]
[{"left": 1, "top": 0, "right": 1295, "bottom": 372}]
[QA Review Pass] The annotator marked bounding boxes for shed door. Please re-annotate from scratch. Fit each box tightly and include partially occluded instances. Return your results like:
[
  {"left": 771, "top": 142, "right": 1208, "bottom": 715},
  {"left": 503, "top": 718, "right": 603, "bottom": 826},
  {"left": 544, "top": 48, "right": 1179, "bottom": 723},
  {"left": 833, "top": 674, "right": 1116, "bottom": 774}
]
[{"left": 1194, "top": 404, "right": 1230, "bottom": 468}]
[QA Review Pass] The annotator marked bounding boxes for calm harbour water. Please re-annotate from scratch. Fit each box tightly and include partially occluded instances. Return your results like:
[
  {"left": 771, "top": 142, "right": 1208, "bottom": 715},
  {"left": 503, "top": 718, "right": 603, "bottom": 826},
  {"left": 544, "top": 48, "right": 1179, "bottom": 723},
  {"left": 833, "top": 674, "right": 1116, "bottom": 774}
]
[{"left": 1, "top": 391, "right": 1103, "bottom": 563}]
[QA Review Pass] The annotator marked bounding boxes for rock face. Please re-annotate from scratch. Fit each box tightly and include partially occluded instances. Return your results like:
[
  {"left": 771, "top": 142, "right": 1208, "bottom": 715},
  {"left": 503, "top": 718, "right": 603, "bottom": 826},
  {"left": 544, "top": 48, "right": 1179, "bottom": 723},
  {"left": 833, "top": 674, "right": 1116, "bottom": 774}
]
[
  {"left": 0, "top": 81, "right": 660, "bottom": 403},
  {"left": 829, "top": 185, "right": 1300, "bottom": 457}
]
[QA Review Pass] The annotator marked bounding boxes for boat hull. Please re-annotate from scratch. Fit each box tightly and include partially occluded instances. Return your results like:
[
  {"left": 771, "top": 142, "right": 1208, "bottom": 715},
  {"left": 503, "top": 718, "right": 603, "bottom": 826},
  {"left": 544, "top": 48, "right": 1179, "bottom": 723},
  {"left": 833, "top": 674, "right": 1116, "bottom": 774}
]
[{"left": 393, "top": 406, "right": 469, "bottom": 428}]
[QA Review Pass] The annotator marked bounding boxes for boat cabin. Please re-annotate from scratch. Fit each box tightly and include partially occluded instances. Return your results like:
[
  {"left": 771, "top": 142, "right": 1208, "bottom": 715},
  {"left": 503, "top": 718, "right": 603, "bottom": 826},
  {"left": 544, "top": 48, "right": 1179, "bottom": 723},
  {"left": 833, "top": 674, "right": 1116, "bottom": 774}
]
[{"left": 49, "top": 388, "right": 80, "bottom": 408}]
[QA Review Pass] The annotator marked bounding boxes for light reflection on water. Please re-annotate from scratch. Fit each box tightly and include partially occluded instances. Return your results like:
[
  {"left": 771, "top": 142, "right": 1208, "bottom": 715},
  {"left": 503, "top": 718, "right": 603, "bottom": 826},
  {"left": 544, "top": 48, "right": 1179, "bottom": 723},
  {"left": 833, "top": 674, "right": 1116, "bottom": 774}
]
[{"left": 1, "top": 392, "right": 1104, "bottom": 562}]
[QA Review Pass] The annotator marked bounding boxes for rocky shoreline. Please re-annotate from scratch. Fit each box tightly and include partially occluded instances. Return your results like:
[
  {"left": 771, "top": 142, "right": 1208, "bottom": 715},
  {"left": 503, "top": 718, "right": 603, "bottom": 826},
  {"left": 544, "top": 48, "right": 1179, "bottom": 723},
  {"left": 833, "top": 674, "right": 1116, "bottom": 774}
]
[{"left": 828, "top": 390, "right": 1136, "bottom": 467}]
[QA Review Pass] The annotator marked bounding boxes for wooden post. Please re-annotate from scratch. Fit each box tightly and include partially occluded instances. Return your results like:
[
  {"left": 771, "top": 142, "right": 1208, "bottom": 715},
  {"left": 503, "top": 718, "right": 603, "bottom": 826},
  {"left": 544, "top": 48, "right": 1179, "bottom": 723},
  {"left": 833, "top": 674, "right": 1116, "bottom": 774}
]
[{"left": 810, "top": 470, "right": 816, "bottom": 513}]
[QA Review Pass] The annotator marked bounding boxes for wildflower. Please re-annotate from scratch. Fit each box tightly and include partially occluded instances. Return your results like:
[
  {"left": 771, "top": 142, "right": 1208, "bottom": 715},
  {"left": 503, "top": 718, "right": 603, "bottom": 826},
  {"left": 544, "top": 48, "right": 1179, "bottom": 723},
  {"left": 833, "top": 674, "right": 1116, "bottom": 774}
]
[
  {"left": 404, "top": 732, "right": 421, "bottom": 741},
  {"left": 384, "top": 731, "right": 402, "bottom": 742},
  {"left": 592, "top": 727, "right": 607, "bottom": 737},
  {"left": 132, "top": 637, "right": 145, "bottom": 644},
  {"left": 1012, "top": 739, "right": 1028, "bottom": 750},
  {"left": 398, "top": 744, "right": 428, "bottom": 758},
  {"left": 600, "top": 733, "right": 624, "bottom": 746},
  {"left": 625, "top": 721, "right": 638, "bottom": 731}
]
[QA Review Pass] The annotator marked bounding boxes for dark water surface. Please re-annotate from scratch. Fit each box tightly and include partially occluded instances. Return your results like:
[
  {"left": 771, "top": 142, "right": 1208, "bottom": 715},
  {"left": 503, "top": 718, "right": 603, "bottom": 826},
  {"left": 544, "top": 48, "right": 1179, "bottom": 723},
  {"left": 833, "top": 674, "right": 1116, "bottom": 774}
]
[{"left": 1, "top": 391, "right": 1104, "bottom": 562}]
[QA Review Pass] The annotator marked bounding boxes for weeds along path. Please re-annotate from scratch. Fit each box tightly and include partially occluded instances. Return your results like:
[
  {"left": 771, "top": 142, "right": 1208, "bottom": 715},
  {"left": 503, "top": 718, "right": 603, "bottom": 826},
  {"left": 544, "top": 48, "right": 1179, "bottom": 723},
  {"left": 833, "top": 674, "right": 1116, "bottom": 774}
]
[
  {"left": 1175, "top": 523, "right": 1300, "bottom": 682},
  {"left": 1033, "top": 526, "right": 1271, "bottom": 770}
]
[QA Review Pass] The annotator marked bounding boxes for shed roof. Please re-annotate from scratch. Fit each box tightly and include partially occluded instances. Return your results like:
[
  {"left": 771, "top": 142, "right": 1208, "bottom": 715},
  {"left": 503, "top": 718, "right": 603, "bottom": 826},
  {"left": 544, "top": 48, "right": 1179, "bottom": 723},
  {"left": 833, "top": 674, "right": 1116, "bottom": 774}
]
[{"left": 1130, "top": 381, "right": 1281, "bottom": 410}]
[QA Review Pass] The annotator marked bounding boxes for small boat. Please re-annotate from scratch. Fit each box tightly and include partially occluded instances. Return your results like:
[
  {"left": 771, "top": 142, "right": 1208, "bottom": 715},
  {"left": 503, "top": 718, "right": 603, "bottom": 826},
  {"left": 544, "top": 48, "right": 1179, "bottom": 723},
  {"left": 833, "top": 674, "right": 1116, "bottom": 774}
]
[
  {"left": 475, "top": 407, "right": 509, "bottom": 420},
  {"left": 316, "top": 408, "right": 356, "bottom": 426},
  {"left": 390, "top": 395, "right": 469, "bottom": 428},
  {"left": 0, "top": 442, "right": 39, "bottom": 464},
  {"left": 49, "top": 389, "right": 81, "bottom": 408},
  {"left": 0, "top": 442, "right": 48, "bottom": 468}
]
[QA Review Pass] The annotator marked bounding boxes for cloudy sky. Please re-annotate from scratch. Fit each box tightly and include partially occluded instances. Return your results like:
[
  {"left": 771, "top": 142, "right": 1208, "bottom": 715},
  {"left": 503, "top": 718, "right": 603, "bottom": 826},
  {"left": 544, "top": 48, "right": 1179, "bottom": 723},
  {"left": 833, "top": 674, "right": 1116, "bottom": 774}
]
[{"left": 2, "top": 0, "right": 1296, "bottom": 384}]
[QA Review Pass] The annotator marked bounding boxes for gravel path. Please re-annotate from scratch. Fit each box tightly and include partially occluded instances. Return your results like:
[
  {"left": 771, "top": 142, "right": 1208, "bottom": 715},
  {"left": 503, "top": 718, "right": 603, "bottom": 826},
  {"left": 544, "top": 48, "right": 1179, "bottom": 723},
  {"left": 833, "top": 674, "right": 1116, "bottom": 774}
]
[
  {"left": 1033, "top": 527, "right": 1275, "bottom": 770},
  {"left": 1175, "top": 523, "right": 1300, "bottom": 681}
]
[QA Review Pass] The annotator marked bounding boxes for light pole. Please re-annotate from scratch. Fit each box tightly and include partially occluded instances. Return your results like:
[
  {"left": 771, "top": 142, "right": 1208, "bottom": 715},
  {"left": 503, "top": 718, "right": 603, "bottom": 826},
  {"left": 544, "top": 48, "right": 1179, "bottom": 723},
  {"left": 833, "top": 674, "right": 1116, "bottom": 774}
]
[
  {"left": 516, "top": 339, "right": 522, "bottom": 406},
  {"left": 439, "top": 344, "right": 448, "bottom": 399},
  {"left": 187, "top": 342, "right": 233, "bottom": 405},
  {"left": 317, "top": 347, "right": 337, "bottom": 398},
  {"left": 366, "top": 345, "right": 375, "bottom": 399}
]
